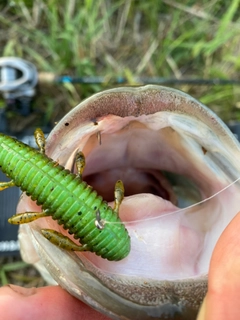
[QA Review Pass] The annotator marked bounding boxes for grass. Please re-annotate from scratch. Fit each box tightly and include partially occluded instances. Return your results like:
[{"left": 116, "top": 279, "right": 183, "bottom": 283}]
[
  {"left": 1, "top": 0, "right": 240, "bottom": 123},
  {"left": 0, "top": 0, "right": 240, "bottom": 285},
  {"left": 0, "top": 256, "right": 46, "bottom": 287}
]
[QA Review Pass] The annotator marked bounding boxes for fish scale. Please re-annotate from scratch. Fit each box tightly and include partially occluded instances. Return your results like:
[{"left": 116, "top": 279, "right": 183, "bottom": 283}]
[{"left": 0, "top": 133, "right": 130, "bottom": 261}]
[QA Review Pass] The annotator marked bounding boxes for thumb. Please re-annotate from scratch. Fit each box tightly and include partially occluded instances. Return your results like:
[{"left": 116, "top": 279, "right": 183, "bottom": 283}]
[{"left": 197, "top": 211, "right": 240, "bottom": 320}]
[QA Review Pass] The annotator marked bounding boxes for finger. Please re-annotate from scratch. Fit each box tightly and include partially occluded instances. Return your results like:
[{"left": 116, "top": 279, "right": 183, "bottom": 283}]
[
  {"left": 0, "top": 285, "right": 110, "bottom": 320},
  {"left": 197, "top": 211, "right": 240, "bottom": 320}
]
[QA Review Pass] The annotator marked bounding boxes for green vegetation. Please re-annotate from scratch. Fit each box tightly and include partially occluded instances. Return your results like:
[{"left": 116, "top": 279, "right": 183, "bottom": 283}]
[
  {"left": 1, "top": 0, "right": 240, "bottom": 123},
  {"left": 0, "top": 257, "right": 45, "bottom": 287}
]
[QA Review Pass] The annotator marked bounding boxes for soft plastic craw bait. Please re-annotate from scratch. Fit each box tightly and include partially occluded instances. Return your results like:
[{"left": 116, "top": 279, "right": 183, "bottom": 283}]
[{"left": 0, "top": 129, "right": 130, "bottom": 261}]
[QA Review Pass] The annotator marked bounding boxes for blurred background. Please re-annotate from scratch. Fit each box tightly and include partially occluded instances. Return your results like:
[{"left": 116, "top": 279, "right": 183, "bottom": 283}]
[{"left": 0, "top": 0, "right": 240, "bottom": 288}]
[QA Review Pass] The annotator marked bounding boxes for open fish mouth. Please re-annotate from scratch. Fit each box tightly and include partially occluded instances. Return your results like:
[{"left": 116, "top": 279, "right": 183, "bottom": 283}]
[{"left": 18, "top": 85, "right": 240, "bottom": 319}]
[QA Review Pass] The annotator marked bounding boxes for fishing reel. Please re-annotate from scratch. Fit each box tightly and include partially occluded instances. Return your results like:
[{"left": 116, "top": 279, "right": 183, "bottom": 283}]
[{"left": 0, "top": 57, "right": 38, "bottom": 119}]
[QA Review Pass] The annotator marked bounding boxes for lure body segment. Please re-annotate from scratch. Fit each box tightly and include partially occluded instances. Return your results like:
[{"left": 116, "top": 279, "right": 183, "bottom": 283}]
[{"left": 0, "top": 133, "right": 130, "bottom": 261}]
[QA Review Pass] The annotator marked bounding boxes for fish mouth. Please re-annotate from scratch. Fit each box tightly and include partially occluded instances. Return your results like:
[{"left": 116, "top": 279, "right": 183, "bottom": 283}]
[
  {"left": 42, "top": 85, "right": 240, "bottom": 280},
  {"left": 17, "top": 86, "right": 240, "bottom": 314}
]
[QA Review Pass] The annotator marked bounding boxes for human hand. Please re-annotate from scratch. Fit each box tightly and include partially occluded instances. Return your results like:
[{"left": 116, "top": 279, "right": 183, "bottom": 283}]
[
  {"left": 197, "top": 211, "right": 240, "bottom": 320},
  {"left": 0, "top": 284, "right": 110, "bottom": 320}
]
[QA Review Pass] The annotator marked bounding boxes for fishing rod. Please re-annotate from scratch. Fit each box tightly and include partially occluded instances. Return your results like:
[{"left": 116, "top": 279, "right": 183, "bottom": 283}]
[
  {"left": 52, "top": 75, "right": 240, "bottom": 86},
  {"left": 1, "top": 57, "right": 240, "bottom": 98},
  {"left": 0, "top": 56, "right": 239, "bottom": 122}
]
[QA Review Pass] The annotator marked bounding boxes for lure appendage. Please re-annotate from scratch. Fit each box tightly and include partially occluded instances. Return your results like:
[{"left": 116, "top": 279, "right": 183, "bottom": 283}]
[{"left": 0, "top": 133, "right": 130, "bottom": 261}]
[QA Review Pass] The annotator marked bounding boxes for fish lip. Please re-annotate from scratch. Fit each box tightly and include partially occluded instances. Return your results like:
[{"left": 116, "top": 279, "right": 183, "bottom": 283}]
[{"left": 46, "top": 85, "right": 238, "bottom": 155}]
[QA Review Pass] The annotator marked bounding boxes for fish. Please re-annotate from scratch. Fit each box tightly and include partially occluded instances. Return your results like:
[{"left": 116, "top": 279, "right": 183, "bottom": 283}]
[{"left": 16, "top": 85, "right": 240, "bottom": 320}]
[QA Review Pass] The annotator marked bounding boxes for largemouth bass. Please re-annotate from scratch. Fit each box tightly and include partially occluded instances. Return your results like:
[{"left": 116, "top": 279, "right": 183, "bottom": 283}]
[{"left": 16, "top": 85, "right": 240, "bottom": 319}]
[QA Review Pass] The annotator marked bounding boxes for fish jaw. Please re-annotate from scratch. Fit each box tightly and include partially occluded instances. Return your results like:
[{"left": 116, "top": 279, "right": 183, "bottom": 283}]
[{"left": 17, "top": 85, "right": 240, "bottom": 319}]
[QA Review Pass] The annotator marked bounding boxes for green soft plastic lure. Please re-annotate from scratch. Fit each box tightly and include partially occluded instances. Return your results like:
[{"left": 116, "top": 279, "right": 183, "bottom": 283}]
[{"left": 0, "top": 129, "right": 130, "bottom": 261}]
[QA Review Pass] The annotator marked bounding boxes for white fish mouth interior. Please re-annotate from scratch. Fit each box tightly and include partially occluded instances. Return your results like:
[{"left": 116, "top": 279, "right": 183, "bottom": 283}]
[{"left": 50, "top": 112, "right": 240, "bottom": 281}]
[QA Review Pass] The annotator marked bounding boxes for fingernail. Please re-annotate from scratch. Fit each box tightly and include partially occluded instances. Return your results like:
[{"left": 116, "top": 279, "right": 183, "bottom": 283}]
[{"left": 7, "top": 284, "right": 37, "bottom": 296}]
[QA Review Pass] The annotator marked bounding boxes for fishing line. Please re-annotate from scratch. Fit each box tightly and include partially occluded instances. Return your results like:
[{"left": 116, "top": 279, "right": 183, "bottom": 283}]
[{"left": 105, "top": 175, "right": 240, "bottom": 226}]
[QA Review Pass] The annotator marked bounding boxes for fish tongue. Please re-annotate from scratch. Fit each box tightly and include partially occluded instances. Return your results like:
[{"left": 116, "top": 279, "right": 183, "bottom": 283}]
[
  {"left": 85, "top": 193, "right": 203, "bottom": 280},
  {"left": 115, "top": 192, "right": 179, "bottom": 222}
]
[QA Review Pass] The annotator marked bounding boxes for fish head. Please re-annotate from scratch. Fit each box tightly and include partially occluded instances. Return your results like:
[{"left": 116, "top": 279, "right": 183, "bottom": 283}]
[{"left": 17, "top": 85, "right": 240, "bottom": 319}]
